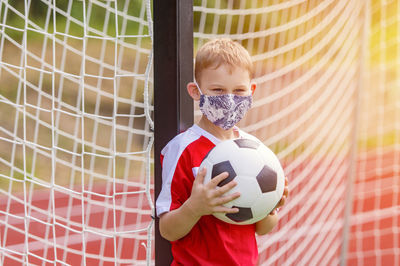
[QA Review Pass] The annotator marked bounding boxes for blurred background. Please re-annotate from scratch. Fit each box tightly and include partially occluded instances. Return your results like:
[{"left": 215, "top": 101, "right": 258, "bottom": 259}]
[{"left": 0, "top": 0, "right": 399, "bottom": 265}]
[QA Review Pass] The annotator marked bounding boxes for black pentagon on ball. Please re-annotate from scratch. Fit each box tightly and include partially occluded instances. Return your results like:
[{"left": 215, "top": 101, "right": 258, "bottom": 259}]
[
  {"left": 256, "top": 165, "right": 277, "bottom": 193},
  {"left": 226, "top": 206, "right": 253, "bottom": 222},
  {"left": 233, "top": 138, "right": 260, "bottom": 149},
  {"left": 211, "top": 160, "right": 236, "bottom": 187}
]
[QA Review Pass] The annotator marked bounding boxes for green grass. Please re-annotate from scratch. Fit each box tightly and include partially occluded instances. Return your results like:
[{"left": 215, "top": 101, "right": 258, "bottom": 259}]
[{"left": 2, "top": 0, "right": 151, "bottom": 43}]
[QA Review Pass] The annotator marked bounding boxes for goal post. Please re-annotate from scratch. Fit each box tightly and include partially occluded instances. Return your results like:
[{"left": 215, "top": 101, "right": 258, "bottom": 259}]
[
  {"left": 340, "top": 1, "right": 369, "bottom": 265},
  {"left": 153, "top": 0, "right": 194, "bottom": 265}
]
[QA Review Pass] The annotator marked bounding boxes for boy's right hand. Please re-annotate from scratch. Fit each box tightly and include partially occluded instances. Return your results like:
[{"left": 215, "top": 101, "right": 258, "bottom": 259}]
[
  {"left": 159, "top": 167, "right": 241, "bottom": 241},
  {"left": 184, "top": 167, "right": 241, "bottom": 219}
]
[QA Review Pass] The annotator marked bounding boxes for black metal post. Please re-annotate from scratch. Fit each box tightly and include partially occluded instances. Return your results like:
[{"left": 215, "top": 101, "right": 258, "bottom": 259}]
[{"left": 154, "top": 0, "right": 193, "bottom": 265}]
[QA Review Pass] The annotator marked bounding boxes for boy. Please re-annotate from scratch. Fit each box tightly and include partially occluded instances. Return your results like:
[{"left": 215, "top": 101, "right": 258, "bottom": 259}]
[{"left": 156, "top": 38, "right": 288, "bottom": 265}]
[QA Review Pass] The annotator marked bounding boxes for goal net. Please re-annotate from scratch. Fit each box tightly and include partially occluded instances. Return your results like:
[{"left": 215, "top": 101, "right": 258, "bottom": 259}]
[
  {"left": 193, "top": 0, "right": 399, "bottom": 265},
  {"left": 1, "top": 0, "right": 399, "bottom": 265},
  {"left": 0, "top": 0, "right": 154, "bottom": 265}
]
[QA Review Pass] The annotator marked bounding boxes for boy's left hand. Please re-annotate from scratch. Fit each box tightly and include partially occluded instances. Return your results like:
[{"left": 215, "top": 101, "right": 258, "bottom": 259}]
[{"left": 270, "top": 177, "right": 289, "bottom": 215}]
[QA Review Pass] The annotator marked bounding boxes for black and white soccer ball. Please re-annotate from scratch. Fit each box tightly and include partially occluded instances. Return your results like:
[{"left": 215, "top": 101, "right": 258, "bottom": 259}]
[{"left": 199, "top": 138, "right": 285, "bottom": 225}]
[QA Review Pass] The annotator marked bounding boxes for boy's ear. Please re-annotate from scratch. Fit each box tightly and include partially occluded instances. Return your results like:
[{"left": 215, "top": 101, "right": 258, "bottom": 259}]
[
  {"left": 187, "top": 82, "right": 201, "bottom": 101},
  {"left": 250, "top": 82, "right": 257, "bottom": 95}
]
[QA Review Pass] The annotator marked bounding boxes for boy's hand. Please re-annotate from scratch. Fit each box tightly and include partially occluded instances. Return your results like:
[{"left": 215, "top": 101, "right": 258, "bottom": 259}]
[
  {"left": 159, "top": 167, "right": 240, "bottom": 241},
  {"left": 256, "top": 177, "right": 288, "bottom": 235},
  {"left": 185, "top": 167, "right": 240, "bottom": 219},
  {"left": 270, "top": 177, "right": 289, "bottom": 215}
]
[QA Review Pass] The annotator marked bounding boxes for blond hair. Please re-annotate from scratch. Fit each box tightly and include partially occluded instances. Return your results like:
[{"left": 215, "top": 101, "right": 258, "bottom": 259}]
[{"left": 194, "top": 38, "right": 253, "bottom": 83}]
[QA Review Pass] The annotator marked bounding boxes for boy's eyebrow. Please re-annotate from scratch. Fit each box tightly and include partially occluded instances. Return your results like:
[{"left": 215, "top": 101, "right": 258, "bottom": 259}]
[
  {"left": 208, "top": 83, "right": 249, "bottom": 88},
  {"left": 207, "top": 83, "right": 225, "bottom": 87}
]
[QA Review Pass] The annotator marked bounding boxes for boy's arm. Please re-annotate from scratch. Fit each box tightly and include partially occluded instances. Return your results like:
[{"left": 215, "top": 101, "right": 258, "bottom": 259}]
[
  {"left": 158, "top": 200, "right": 201, "bottom": 242},
  {"left": 255, "top": 211, "right": 278, "bottom": 235},
  {"left": 159, "top": 168, "right": 240, "bottom": 241}
]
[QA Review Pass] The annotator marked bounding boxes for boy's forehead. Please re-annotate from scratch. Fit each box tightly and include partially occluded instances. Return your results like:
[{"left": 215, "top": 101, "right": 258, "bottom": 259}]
[{"left": 198, "top": 64, "right": 252, "bottom": 85}]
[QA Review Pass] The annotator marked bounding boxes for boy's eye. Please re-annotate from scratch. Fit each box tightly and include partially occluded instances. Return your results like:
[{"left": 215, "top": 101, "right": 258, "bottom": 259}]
[{"left": 235, "top": 89, "right": 248, "bottom": 94}]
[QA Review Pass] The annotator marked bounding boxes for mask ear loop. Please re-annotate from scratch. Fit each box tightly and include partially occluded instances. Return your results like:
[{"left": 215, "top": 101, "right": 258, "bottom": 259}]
[{"left": 194, "top": 80, "right": 203, "bottom": 95}]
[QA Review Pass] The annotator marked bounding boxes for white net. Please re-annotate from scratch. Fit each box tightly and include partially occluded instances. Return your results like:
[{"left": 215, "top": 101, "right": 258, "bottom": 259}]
[
  {"left": 348, "top": 0, "right": 400, "bottom": 264},
  {"left": 194, "top": 0, "right": 399, "bottom": 265},
  {"left": 0, "top": 0, "right": 154, "bottom": 265}
]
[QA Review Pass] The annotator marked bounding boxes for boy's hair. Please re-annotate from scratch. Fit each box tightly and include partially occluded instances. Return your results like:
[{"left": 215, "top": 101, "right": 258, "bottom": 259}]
[{"left": 194, "top": 38, "right": 254, "bottom": 83}]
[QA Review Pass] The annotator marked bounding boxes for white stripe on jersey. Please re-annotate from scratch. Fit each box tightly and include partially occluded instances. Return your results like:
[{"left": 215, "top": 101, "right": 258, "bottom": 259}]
[
  {"left": 192, "top": 167, "right": 199, "bottom": 180},
  {"left": 156, "top": 127, "right": 202, "bottom": 217}
]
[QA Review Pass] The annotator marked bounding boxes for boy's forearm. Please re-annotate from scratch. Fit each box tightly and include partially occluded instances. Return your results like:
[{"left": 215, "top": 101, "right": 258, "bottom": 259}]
[
  {"left": 159, "top": 201, "right": 201, "bottom": 242},
  {"left": 255, "top": 212, "right": 278, "bottom": 235}
]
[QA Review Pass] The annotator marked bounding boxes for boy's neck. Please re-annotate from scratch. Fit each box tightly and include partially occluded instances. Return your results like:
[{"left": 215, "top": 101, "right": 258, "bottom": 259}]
[{"left": 197, "top": 116, "right": 239, "bottom": 141}]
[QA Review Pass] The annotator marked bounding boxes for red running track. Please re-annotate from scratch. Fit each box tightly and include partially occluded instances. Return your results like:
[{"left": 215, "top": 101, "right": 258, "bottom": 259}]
[{"left": 0, "top": 184, "right": 153, "bottom": 265}]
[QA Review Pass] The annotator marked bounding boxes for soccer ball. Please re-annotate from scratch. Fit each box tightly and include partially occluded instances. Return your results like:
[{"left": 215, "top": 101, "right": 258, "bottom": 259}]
[{"left": 199, "top": 138, "right": 285, "bottom": 225}]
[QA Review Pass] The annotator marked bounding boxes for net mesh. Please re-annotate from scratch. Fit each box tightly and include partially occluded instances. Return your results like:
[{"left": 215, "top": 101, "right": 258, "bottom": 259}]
[
  {"left": 193, "top": 0, "right": 399, "bottom": 265},
  {"left": 0, "top": 0, "right": 154, "bottom": 265},
  {"left": 348, "top": 0, "right": 400, "bottom": 264},
  {"left": 1, "top": 0, "right": 399, "bottom": 265}
]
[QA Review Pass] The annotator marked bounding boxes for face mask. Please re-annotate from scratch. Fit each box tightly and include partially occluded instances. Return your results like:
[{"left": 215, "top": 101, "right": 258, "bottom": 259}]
[{"left": 195, "top": 82, "right": 252, "bottom": 130}]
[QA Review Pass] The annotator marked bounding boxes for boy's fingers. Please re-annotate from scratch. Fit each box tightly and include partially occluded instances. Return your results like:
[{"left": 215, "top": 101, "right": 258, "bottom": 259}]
[
  {"left": 208, "top": 172, "right": 230, "bottom": 188},
  {"left": 213, "top": 179, "right": 237, "bottom": 196},
  {"left": 277, "top": 195, "right": 286, "bottom": 208},
  {"left": 283, "top": 178, "right": 289, "bottom": 197},
  {"left": 215, "top": 191, "right": 240, "bottom": 205},
  {"left": 195, "top": 167, "right": 207, "bottom": 184},
  {"left": 214, "top": 206, "right": 239, "bottom": 214}
]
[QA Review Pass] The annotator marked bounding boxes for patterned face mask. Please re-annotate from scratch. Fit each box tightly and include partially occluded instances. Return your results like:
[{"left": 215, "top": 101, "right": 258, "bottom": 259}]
[{"left": 195, "top": 82, "right": 252, "bottom": 130}]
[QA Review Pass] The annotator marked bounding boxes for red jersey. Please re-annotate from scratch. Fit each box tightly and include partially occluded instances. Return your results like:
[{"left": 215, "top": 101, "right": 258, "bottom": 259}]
[{"left": 156, "top": 125, "right": 259, "bottom": 265}]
